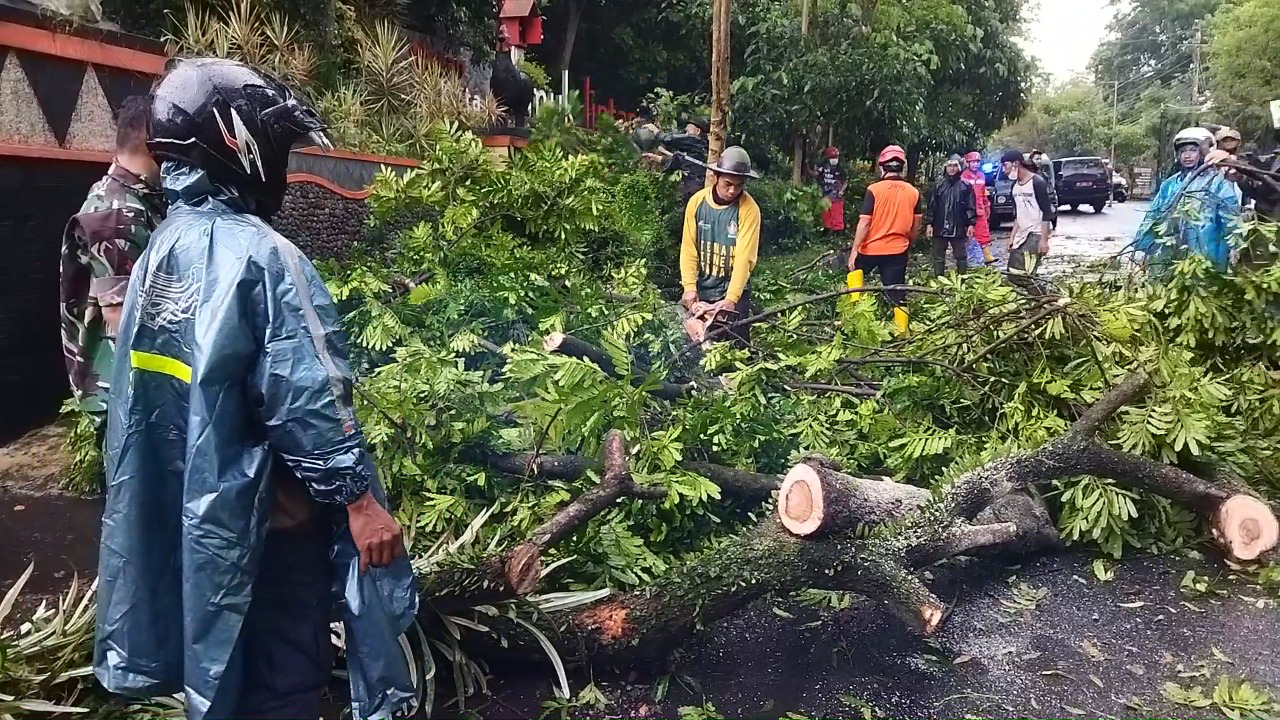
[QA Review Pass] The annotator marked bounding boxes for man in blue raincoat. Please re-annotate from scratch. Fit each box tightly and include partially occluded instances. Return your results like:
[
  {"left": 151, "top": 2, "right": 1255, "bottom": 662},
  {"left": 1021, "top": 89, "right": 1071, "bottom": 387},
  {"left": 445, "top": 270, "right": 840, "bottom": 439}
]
[
  {"left": 1135, "top": 126, "right": 1242, "bottom": 271},
  {"left": 95, "top": 58, "right": 419, "bottom": 719}
]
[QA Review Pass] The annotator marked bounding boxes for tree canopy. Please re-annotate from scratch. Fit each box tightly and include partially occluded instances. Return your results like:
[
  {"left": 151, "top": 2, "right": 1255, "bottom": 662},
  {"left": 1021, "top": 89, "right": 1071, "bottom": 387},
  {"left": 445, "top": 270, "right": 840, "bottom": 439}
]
[{"left": 1206, "top": 0, "right": 1280, "bottom": 144}]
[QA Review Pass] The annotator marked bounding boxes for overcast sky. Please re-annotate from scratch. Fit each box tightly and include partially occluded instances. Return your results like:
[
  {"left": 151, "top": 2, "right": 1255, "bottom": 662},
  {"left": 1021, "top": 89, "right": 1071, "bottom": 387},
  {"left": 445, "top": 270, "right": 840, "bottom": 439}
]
[{"left": 1019, "top": 0, "right": 1121, "bottom": 83}]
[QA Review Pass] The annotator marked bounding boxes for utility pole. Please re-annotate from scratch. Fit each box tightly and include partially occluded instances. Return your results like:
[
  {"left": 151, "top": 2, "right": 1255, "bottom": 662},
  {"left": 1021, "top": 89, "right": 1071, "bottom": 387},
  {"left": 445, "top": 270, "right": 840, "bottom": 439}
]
[
  {"left": 1109, "top": 80, "right": 1118, "bottom": 206},
  {"left": 1191, "top": 20, "right": 1203, "bottom": 122},
  {"left": 707, "top": 0, "right": 731, "bottom": 186}
]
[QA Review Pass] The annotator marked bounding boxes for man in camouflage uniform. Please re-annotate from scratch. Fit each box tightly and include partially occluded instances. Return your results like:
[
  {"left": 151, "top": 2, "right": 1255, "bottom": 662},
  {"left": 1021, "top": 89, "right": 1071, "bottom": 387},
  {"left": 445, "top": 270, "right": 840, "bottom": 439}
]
[{"left": 60, "top": 96, "right": 165, "bottom": 422}]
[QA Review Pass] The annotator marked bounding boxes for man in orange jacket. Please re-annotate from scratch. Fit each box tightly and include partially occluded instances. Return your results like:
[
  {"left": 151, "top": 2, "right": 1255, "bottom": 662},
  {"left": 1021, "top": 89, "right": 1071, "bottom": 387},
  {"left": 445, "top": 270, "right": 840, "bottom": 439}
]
[{"left": 848, "top": 145, "right": 921, "bottom": 333}]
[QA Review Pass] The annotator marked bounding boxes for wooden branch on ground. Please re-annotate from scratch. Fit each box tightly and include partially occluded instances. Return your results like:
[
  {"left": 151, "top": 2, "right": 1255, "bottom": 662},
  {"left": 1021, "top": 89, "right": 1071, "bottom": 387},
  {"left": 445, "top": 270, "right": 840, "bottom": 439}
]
[
  {"left": 940, "top": 371, "right": 1278, "bottom": 560},
  {"left": 777, "top": 462, "right": 930, "bottom": 536},
  {"left": 544, "top": 332, "right": 693, "bottom": 401},
  {"left": 671, "top": 284, "right": 943, "bottom": 362},
  {"left": 783, "top": 381, "right": 879, "bottom": 398},
  {"left": 424, "top": 431, "right": 665, "bottom": 611},
  {"left": 679, "top": 461, "right": 781, "bottom": 499},
  {"left": 504, "top": 431, "right": 665, "bottom": 594},
  {"left": 958, "top": 297, "right": 1071, "bottom": 371},
  {"left": 461, "top": 448, "right": 595, "bottom": 480}
]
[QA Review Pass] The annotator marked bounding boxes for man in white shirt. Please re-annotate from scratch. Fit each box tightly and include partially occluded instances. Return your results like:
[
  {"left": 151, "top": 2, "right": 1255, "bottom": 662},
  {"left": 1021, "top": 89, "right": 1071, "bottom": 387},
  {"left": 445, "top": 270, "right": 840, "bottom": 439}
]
[{"left": 1001, "top": 149, "right": 1055, "bottom": 275}]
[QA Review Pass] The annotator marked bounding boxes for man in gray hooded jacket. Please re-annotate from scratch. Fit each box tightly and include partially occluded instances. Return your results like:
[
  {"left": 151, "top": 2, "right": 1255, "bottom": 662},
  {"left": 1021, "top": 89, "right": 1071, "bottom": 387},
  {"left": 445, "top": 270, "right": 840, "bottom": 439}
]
[{"left": 924, "top": 154, "right": 977, "bottom": 275}]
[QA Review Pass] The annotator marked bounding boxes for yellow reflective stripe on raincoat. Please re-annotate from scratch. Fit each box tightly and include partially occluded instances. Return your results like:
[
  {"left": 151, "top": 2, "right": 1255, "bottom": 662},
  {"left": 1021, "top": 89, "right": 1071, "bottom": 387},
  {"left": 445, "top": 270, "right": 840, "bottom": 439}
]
[{"left": 130, "top": 350, "right": 192, "bottom": 383}]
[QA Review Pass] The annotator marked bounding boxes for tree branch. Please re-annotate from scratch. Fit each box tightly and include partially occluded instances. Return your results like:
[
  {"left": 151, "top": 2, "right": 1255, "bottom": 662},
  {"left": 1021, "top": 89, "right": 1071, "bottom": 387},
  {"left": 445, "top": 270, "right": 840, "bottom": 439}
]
[
  {"left": 504, "top": 430, "right": 664, "bottom": 593},
  {"left": 1067, "top": 371, "right": 1149, "bottom": 438},
  {"left": 783, "top": 381, "right": 879, "bottom": 398},
  {"left": 679, "top": 461, "right": 781, "bottom": 499},
  {"left": 545, "top": 332, "right": 693, "bottom": 401},
  {"left": 672, "top": 284, "right": 942, "bottom": 363},
  {"left": 958, "top": 297, "right": 1071, "bottom": 372}
]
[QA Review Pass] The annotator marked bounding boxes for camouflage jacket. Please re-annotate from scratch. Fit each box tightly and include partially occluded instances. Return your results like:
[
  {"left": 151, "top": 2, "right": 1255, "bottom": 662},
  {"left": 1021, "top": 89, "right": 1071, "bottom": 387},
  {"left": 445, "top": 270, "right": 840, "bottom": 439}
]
[{"left": 60, "top": 162, "right": 166, "bottom": 414}]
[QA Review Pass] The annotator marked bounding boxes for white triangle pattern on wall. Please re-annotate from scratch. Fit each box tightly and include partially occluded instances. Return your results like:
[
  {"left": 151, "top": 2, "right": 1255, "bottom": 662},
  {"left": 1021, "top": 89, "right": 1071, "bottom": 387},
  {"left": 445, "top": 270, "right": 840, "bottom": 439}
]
[
  {"left": 0, "top": 51, "right": 59, "bottom": 147},
  {"left": 63, "top": 63, "right": 116, "bottom": 151}
]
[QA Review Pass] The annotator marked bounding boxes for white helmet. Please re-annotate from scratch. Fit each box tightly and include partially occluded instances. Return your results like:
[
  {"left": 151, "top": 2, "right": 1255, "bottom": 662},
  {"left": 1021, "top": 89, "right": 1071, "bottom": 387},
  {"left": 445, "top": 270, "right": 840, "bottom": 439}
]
[{"left": 1173, "top": 127, "right": 1215, "bottom": 152}]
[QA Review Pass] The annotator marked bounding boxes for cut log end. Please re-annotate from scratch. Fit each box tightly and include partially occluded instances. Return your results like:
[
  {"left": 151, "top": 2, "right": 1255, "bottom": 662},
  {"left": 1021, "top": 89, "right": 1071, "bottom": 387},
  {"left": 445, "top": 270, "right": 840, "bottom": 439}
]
[
  {"left": 505, "top": 542, "right": 544, "bottom": 595},
  {"left": 778, "top": 464, "right": 824, "bottom": 536},
  {"left": 1211, "top": 495, "right": 1279, "bottom": 561},
  {"left": 543, "top": 331, "right": 567, "bottom": 352},
  {"left": 921, "top": 603, "right": 946, "bottom": 635}
]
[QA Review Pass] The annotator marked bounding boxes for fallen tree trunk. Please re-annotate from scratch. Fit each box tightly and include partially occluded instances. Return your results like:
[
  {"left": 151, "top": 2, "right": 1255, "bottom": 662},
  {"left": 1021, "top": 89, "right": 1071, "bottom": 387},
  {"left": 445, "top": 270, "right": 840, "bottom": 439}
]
[
  {"left": 427, "top": 372, "right": 1277, "bottom": 668},
  {"left": 538, "top": 372, "right": 1278, "bottom": 666}
]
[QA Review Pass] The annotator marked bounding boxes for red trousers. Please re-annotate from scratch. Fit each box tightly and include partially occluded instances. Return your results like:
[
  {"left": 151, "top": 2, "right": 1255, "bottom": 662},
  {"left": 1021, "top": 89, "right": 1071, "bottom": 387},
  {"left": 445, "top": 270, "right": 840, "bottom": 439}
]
[
  {"left": 972, "top": 215, "right": 991, "bottom": 247},
  {"left": 822, "top": 198, "right": 845, "bottom": 231}
]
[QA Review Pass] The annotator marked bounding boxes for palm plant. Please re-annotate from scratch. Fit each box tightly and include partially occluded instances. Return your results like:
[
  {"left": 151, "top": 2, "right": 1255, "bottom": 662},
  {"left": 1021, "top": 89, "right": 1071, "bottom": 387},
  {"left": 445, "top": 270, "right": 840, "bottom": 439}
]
[
  {"left": 0, "top": 565, "right": 96, "bottom": 717},
  {"left": 163, "top": 0, "right": 497, "bottom": 159}
]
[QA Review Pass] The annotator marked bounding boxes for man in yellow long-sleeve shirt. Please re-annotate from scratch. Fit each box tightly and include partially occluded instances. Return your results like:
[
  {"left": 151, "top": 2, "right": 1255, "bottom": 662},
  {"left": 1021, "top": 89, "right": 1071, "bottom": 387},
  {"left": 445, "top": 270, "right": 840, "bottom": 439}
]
[{"left": 680, "top": 146, "right": 762, "bottom": 344}]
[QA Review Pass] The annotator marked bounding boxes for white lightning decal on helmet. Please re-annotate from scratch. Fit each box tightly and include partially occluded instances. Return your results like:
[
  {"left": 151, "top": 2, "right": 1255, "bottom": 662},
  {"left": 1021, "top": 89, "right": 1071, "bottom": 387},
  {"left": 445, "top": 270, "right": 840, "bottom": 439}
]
[{"left": 214, "top": 107, "right": 267, "bottom": 181}]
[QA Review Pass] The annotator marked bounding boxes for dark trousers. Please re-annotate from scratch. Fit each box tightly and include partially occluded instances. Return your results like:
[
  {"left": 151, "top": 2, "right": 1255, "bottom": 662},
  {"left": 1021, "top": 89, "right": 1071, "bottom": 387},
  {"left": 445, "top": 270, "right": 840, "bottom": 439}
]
[
  {"left": 855, "top": 251, "right": 909, "bottom": 306},
  {"left": 231, "top": 524, "right": 334, "bottom": 719},
  {"left": 931, "top": 234, "right": 968, "bottom": 276}
]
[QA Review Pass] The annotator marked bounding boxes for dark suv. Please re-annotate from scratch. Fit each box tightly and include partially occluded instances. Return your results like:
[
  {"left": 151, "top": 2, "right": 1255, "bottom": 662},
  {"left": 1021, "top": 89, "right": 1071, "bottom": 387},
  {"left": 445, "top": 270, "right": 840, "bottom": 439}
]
[{"left": 1052, "top": 157, "right": 1110, "bottom": 213}]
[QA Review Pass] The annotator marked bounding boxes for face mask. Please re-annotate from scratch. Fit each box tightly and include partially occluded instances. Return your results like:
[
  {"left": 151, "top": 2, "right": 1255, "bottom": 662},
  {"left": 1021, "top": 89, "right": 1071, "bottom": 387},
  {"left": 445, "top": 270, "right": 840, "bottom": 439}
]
[{"left": 828, "top": 158, "right": 838, "bottom": 166}]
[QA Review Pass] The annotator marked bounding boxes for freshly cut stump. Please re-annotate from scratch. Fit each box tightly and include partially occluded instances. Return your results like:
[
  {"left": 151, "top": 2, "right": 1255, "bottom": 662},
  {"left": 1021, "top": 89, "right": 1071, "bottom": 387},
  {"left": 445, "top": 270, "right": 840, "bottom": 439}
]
[
  {"left": 1211, "top": 495, "right": 1279, "bottom": 561},
  {"left": 778, "top": 464, "right": 833, "bottom": 537},
  {"left": 778, "top": 462, "right": 932, "bottom": 537}
]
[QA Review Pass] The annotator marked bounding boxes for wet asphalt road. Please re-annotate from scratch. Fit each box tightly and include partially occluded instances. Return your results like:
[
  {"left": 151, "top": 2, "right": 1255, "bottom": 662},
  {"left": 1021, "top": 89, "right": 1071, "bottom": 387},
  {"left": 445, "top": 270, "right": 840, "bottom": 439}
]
[{"left": 967, "top": 199, "right": 1150, "bottom": 276}]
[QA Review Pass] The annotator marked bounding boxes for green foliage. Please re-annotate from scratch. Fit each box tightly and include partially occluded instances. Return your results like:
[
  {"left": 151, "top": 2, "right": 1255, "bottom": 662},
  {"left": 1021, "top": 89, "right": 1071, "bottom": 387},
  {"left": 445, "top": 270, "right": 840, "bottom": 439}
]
[
  {"left": 746, "top": 179, "right": 827, "bottom": 256},
  {"left": 644, "top": 88, "right": 709, "bottom": 130},
  {"left": 731, "top": 0, "right": 1031, "bottom": 161},
  {"left": 1207, "top": 0, "right": 1280, "bottom": 145},
  {"left": 0, "top": 564, "right": 97, "bottom": 715},
  {"left": 1089, "top": 0, "right": 1221, "bottom": 90},
  {"left": 519, "top": 58, "right": 552, "bottom": 92},
  {"left": 58, "top": 401, "right": 104, "bottom": 496}
]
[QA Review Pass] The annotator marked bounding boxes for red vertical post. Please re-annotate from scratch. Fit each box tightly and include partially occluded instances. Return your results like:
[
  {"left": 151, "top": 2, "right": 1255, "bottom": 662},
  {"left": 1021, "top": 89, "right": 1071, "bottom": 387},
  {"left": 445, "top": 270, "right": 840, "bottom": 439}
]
[{"left": 582, "top": 76, "right": 593, "bottom": 128}]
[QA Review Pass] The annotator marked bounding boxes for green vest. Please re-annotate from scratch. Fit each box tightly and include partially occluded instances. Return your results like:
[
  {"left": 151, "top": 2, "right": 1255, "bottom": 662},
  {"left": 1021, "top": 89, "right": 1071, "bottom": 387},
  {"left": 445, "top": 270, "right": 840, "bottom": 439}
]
[{"left": 694, "top": 195, "right": 744, "bottom": 302}]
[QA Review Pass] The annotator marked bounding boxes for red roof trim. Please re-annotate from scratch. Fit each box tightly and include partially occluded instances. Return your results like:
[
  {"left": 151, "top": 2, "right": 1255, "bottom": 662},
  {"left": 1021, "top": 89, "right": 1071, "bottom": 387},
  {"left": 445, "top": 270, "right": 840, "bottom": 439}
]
[
  {"left": 499, "top": 0, "right": 538, "bottom": 18},
  {"left": 295, "top": 146, "right": 420, "bottom": 168},
  {"left": 0, "top": 20, "right": 166, "bottom": 74},
  {"left": 286, "top": 173, "right": 374, "bottom": 199},
  {"left": 0, "top": 143, "right": 112, "bottom": 163}
]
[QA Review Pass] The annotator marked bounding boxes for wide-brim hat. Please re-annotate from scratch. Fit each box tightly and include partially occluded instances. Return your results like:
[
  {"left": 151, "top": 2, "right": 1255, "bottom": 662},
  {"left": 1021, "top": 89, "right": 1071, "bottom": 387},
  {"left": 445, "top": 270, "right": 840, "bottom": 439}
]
[
  {"left": 708, "top": 146, "right": 761, "bottom": 178},
  {"left": 681, "top": 116, "right": 711, "bottom": 134}
]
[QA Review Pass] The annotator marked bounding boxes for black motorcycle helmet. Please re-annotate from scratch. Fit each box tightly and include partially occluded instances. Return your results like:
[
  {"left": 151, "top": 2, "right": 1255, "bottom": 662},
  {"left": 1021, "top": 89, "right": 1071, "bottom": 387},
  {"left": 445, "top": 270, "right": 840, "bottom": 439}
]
[{"left": 148, "top": 58, "right": 331, "bottom": 219}]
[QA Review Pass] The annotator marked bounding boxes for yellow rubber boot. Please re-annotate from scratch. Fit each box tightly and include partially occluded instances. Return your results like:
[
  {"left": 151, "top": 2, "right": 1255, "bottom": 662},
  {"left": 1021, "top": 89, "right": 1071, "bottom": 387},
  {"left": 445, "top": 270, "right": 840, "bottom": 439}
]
[
  {"left": 892, "top": 306, "right": 910, "bottom": 336},
  {"left": 846, "top": 268, "right": 864, "bottom": 300},
  {"left": 982, "top": 244, "right": 996, "bottom": 265}
]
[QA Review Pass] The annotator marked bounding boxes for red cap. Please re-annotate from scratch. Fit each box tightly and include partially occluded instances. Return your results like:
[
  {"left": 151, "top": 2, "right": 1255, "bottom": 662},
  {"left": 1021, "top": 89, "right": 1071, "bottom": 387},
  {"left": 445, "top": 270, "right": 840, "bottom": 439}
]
[
  {"left": 823, "top": 146, "right": 840, "bottom": 159},
  {"left": 964, "top": 151, "right": 982, "bottom": 162},
  {"left": 878, "top": 145, "right": 906, "bottom": 165}
]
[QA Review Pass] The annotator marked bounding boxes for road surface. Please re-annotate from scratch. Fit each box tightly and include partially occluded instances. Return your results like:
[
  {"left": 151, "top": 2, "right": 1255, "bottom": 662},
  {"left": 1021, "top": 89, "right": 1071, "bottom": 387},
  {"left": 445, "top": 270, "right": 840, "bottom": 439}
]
[{"left": 967, "top": 199, "right": 1150, "bottom": 275}]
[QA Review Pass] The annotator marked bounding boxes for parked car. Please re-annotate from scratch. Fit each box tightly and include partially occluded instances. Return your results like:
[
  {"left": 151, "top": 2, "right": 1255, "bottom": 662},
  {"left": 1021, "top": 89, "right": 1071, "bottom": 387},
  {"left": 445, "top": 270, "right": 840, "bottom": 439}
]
[
  {"left": 1112, "top": 173, "right": 1128, "bottom": 202},
  {"left": 1051, "top": 156, "right": 1111, "bottom": 213},
  {"left": 984, "top": 151, "right": 1058, "bottom": 229}
]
